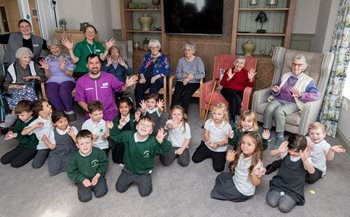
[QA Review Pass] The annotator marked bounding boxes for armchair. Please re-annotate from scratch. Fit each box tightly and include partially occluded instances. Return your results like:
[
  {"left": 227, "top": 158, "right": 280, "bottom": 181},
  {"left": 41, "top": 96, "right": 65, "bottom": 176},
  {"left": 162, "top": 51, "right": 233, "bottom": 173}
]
[
  {"left": 200, "top": 54, "right": 257, "bottom": 120},
  {"left": 251, "top": 47, "right": 334, "bottom": 135}
]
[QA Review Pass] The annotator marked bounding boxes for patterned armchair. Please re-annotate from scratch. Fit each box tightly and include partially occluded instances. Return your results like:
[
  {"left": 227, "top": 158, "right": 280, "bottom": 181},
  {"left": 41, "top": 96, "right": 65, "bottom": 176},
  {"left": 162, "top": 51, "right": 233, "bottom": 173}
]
[{"left": 251, "top": 47, "right": 334, "bottom": 135}]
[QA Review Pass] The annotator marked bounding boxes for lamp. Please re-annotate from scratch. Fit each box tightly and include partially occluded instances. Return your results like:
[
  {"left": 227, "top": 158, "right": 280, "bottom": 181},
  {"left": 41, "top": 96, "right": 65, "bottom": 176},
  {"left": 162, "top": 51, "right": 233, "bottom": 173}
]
[{"left": 255, "top": 11, "right": 268, "bottom": 33}]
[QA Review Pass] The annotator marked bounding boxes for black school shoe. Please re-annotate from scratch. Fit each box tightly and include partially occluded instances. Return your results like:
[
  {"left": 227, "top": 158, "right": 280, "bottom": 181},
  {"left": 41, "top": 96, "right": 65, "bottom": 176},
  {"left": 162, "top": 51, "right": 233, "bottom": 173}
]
[{"left": 265, "top": 159, "right": 282, "bottom": 175}]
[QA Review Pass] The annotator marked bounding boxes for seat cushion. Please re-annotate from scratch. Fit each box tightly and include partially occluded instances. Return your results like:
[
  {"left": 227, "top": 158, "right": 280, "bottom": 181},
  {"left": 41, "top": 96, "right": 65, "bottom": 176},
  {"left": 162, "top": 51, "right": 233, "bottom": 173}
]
[{"left": 256, "top": 102, "right": 301, "bottom": 126}]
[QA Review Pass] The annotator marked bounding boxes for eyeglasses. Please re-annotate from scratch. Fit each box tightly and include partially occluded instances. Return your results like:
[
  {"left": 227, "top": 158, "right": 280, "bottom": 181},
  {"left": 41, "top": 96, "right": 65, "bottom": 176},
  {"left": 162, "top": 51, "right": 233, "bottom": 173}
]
[
  {"left": 292, "top": 63, "right": 304, "bottom": 67},
  {"left": 149, "top": 46, "right": 159, "bottom": 49}
]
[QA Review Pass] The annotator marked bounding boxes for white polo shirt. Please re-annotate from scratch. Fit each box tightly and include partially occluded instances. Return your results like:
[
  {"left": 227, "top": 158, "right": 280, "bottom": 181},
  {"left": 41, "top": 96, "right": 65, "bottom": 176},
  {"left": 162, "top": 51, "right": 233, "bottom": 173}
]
[
  {"left": 165, "top": 120, "right": 191, "bottom": 148},
  {"left": 82, "top": 118, "right": 109, "bottom": 150},
  {"left": 26, "top": 116, "right": 55, "bottom": 150},
  {"left": 204, "top": 119, "right": 231, "bottom": 152},
  {"left": 306, "top": 136, "right": 331, "bottom": 176}
]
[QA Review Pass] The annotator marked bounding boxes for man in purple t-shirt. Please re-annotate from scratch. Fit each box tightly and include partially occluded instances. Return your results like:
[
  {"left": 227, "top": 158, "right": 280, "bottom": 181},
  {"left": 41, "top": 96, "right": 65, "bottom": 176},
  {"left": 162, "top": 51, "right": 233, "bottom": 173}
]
[{"left": 75, "top": 54, "right": 137, "bottom": 121}]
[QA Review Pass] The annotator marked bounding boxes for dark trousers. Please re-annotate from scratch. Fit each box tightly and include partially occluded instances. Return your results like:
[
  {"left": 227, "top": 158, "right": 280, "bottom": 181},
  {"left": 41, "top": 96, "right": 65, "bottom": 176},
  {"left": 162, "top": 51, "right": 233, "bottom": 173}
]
[
  {"left": 171, "top": 81, "right": 199, "bottom": 112},
  {"left": 77, "top": 175, "right": 108, "bottom": 202},
  {"left": 266, "top": 189, "right": 297, "bottom": 213},
  {"left": 1, "top": 146, "right": 37, "bottom": 168},
  {"left": 305, "top": 167, "right": 323, "bottom": 184},
  {"left": 220, "top": 88, "right": 243, "bottom": 119},
  {"left": 112, "top": 143, "right": 125, "bottom": 164},
  {"left": 45, "top": 81, "right": 75, "bottom": 112},
  {"left": 32, "top": 149, "right": 50, "bottom": 169},
  {"left": 116, "top": 168, "right": 152, "bottom": 197},
  {"left": 135, "top": 79, "right": 163, "bottom": 108},
  {"left": 192, "top": 141, "right": 226, "bottom": 172},
  {"left": 160, "top": 147, "right": 190, "bottom": 167}
]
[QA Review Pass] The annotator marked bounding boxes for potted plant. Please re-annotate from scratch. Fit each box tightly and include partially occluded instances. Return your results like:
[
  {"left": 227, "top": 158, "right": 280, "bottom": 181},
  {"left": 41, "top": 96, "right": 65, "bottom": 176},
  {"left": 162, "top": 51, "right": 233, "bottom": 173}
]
[{"left": 59, "top": 19, "right": 67, "bottom": 30}]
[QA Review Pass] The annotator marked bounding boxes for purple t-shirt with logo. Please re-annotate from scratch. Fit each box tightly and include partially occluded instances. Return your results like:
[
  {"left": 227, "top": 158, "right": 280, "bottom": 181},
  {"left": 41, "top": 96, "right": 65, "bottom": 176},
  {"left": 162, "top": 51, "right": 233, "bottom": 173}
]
[{"left": 75, "top": 72, "right": 124, "bottom": 121}]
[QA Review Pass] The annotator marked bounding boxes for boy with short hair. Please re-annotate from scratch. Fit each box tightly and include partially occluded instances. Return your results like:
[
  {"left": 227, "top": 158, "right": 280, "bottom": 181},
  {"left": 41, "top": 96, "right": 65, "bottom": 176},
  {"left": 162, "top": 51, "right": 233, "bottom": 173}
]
[
  {"left": 305, "top": 122, "right": 346, "bottom": 184},
  {"left": 109, "top": 115, "right": 171, "bottom": 197},
  {"left": 67, "top": 129, "right": 109, "bottom": 202},
  {"left": 1, "top": 100, "right": 38, "bottom": 168},
  {"left": 82, "top": 100, "right": 111, "bottom": 156},
  {"left": 22, "top": 99, "right": 55, "bottom": 168},
  {"left": 137, "top": 93, "right": 165, "bottom": 136}
]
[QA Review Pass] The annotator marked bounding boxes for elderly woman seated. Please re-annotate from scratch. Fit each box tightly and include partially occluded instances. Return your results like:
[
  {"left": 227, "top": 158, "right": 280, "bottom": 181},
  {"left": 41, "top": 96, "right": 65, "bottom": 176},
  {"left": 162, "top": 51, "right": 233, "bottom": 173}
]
[
  {"left": 134, "top": 39, "right": 170, "bottom": 108},
  {"left": 263, "top": 54, "right": 320, "bottom": 148},
  {"left": 220, "top": 56, "right": 256, "bottom": 124},
  {"left": 171, "top": 42, "right": 205, "bottom": 113},
  {"left": 39, "top": 38, "right": 76, "bottom": 121},
  {"left": 0, "top": 47, "right": 45, "bottom": 128}
]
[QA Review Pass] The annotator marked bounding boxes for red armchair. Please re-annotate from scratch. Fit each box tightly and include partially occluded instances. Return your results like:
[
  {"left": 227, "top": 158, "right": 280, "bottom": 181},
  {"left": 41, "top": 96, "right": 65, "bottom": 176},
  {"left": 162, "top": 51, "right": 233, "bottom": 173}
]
[{"left": 200, "top": 55, "right": 257, "bottom": 120}]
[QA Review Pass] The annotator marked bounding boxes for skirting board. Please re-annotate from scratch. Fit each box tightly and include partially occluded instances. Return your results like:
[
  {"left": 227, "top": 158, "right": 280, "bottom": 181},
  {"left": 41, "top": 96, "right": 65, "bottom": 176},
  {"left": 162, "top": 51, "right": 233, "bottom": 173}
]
[{"left": 336, "top": 129, "right": 350, "bottom": 156}]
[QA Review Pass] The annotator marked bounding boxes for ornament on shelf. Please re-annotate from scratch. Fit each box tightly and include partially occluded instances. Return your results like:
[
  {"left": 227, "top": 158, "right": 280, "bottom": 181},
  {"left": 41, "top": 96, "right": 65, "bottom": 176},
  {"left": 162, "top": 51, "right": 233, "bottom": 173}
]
[
  {"left": 249, "top": 0, "right": 259, "bottom": 8},
  {"left": 143, "top": 37, "right": 149, "bottom": 51},
  {"left": 139, "top": 14, "right": 153, "bottom": 31},
  {"left": 266, "top": 0, "right": 278, "bottom": 8},
  {"left": 255, "top": 11, "right": 268, "bottom": 33},
  {"left": 242, "top": 40, "right": 256, "bottom": 56},
  {"left": 152, "top": 0, "right": 160, "bottom": 9}
]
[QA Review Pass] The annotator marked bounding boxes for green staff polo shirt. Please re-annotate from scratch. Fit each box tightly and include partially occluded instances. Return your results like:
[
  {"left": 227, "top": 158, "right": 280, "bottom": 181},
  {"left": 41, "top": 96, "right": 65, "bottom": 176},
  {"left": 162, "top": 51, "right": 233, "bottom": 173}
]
[{"left": 73, "top": 39, "right": 105, "bottom": 76}]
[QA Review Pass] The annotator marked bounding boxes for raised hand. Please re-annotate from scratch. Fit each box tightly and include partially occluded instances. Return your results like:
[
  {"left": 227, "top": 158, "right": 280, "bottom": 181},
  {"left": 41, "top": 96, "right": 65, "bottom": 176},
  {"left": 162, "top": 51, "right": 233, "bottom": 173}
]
[
  {"left": 330, "top": 145, "right": 346, "bottom": 153},
  {"left": 253, "top": 165, "right": 266, "bottom": 177},
  {"left": 41, "top": 134, "right": 49, "bottom": 143},
  {"left": 61, "top": 37, "right": 74, "bottom": 50},
  {"left": 39, "top": 59, "right": 49, "bottom": 71},
  {"left": 150, "top": 75, "right": 158, "bottom": 84},
  {"left": 228, "top": 130, "right": 234, "bottom": 139},
  {"left": 138, "top": 74, "right": 146, "bottom": 84},
  {"left": 67, "top": 127, "right": 75, "bottom": 137},
  {"left": 226, "top": 149, "right": 237, "bottom": 162},
  {"left": 105, "top": 121, "right": 114, "bottom": 129},
  {"left": 300, "top": 148, "right": 311, "bottom": 162},
  {"left": 34, "top": 121, "right": 44, "bottom": 129},
  {"left": 248, "top": 68, "right": 257, "bottom": 81},
  {"left": 125, "top": 75, "right": 138, "bottom": 87},
  {"left": 139, "top": 100, "right": 147, "bottom": 112},
  {"left": 105, "top": 38, "right": 117, "bottom": 50},
  {"left": 307, "top": 142, "right": 315, "bottom": 151},
  {"left": 135, "top": 111, "right": 141, "bottom": 122},
  {"left": 278, "top": 141, "right": 289, "bottom": 153},
  {"left": 157, "top": 99, "right": 164, "bottom": 112},
  {"left": 117, "top": 57, "right": 127, "bottom": 68},
  {"left": 262, "top": 129, "right": 270, "bottom": 140},
  {"left": 58, "top": 59, "right": 66, "bottom": 71},
  {"left": 227, "top": 68, "right": 235, "bottom": 80},
  {"left": 156, "top": 128, "right": 167, "bottom": 143},
  {"left": 102, "top": 131, "right": 109, "bottom": 140}
]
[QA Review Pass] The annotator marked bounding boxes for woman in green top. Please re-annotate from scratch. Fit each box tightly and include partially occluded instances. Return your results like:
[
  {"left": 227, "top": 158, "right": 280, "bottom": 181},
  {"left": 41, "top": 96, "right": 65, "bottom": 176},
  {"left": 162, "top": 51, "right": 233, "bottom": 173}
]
[{"left": 61, "top": 24, "right": 116, "bottom": 79}]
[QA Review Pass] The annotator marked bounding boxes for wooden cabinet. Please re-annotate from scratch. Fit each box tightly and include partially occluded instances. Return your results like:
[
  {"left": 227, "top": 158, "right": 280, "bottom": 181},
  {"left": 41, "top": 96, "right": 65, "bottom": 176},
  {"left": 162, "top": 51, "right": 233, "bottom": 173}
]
[
  {"left": 255, "top": 57, "right": 274, "bottom": 91},
  {"left": 230, "top": 0, "right": 296, "bottom": 55},
  {"left": 120, "top": 0, "right": 167, "bottom": 70}
]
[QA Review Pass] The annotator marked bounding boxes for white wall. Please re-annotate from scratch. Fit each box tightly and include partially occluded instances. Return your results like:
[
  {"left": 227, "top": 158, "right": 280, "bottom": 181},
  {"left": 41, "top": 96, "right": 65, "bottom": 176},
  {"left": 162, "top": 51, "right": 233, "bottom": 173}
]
[
  {"left": 91, "top": 0, "right": 113, "bottom": 40},
  {"left": 56, "top": 0, "right": 93, "bottom": 30},
  {"left": 292, "top": 0, "right": 320, "bottom": 34},
  {"left": 111, "top": 0, "right": 121, "bottom": 29}
]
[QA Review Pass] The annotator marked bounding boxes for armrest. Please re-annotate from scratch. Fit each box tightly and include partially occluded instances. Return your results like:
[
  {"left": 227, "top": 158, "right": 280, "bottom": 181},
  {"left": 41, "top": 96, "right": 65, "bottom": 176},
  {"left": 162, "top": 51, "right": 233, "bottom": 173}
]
[
  {"left": 251, "top": 88, "right": 271, "bottom": 112},
  {"left": 241, "top": 87, "right": 253, "bottom": 112},
  {"left": 40, "top": 82, "right": 48, "bottom": 100},
  {"left": 298, "top": 99, "right": 323, "bottom": 135}
]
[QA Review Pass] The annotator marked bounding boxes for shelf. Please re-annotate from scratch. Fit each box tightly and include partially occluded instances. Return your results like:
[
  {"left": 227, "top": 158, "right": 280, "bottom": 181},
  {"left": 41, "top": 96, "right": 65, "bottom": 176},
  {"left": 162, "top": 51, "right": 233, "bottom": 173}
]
[
  {"left": 239, "top": 8, "right": 289, "bottom": 11},
  {"left": 125, "top": 29, "right": 162, "bottom": 33},
  {"left": 237, "top": 32, "right": 286, "bottom": 36},
  {"left": 124, "top": 9, "right": 161, "bottom": 12}
]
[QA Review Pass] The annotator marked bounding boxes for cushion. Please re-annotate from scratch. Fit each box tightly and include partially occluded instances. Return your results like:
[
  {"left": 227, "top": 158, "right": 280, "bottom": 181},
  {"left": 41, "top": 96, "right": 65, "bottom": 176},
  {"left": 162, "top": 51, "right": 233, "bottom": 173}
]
[{"left": 256, "top": 102, "right": 301, "bottom": 126}]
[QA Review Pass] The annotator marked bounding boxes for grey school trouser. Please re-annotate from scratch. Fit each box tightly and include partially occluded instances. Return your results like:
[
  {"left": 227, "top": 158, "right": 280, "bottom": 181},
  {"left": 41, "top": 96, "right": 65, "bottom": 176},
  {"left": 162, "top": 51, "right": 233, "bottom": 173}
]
[
  {"left": 116, "top": 168, "right": 152, "bottom": 197},
  {"left": 263, "top": 99, "right": 298, "bottom": 133}
]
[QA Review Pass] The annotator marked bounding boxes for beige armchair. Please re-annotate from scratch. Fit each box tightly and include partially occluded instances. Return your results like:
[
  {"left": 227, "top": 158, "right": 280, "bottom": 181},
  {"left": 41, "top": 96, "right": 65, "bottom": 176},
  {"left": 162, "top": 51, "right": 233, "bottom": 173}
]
[{"left": 251, "top": 47, "right": 334, "bottom": 135}]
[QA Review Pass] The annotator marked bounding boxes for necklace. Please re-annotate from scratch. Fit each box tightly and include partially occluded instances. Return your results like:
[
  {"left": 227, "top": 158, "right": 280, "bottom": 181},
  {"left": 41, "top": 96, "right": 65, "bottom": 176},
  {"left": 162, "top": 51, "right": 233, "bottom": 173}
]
[{"left": 86, "top": 42, "right": 96, "bottom": 54}]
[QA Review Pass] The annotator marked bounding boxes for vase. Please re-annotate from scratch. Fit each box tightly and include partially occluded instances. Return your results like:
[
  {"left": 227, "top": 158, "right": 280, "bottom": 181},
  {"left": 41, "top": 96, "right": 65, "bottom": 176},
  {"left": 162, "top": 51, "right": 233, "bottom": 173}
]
[
  {"left": 242, "top": 40, "right": 256, "bottom": 56},
  {"left": 139, "top": 14, "right": 153, "bottom": 31}
]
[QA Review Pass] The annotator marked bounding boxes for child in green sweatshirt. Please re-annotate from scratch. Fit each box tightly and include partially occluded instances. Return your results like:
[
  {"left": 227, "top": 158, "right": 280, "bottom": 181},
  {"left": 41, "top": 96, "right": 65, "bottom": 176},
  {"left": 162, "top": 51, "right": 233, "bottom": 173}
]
[
  {"left": 109, "top": 115, "right": 171, "bottom": 197},
  {"left": 67, "top": 130, "right": 109, "bottom": 202}
]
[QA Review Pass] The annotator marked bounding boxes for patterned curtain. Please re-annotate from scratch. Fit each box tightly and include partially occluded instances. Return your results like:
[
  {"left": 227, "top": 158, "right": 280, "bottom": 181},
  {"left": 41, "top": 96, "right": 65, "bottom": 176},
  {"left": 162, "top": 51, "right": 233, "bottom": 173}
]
[{"left": 319, "top": 0, "right": 350, "bottom": 137}]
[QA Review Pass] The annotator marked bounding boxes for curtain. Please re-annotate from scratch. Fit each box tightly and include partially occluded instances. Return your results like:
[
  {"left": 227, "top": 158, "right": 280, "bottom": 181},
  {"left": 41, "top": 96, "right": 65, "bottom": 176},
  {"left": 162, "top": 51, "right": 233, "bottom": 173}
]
[{"left": 319, "top": 0, "right": 350, "bottom": 137}]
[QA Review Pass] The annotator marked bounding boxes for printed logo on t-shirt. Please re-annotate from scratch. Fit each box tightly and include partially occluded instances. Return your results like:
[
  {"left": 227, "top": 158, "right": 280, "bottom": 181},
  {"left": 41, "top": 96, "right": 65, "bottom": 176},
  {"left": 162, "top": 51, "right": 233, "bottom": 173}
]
[
  {"left": 101, "top": 82, "right": 109, "bottom": 88},
  {"left": 91, "top": 159, "right": 99, "bottom": 168},
  {"left": 143, "top": 150, "right": 150, "bottom": 158}
]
